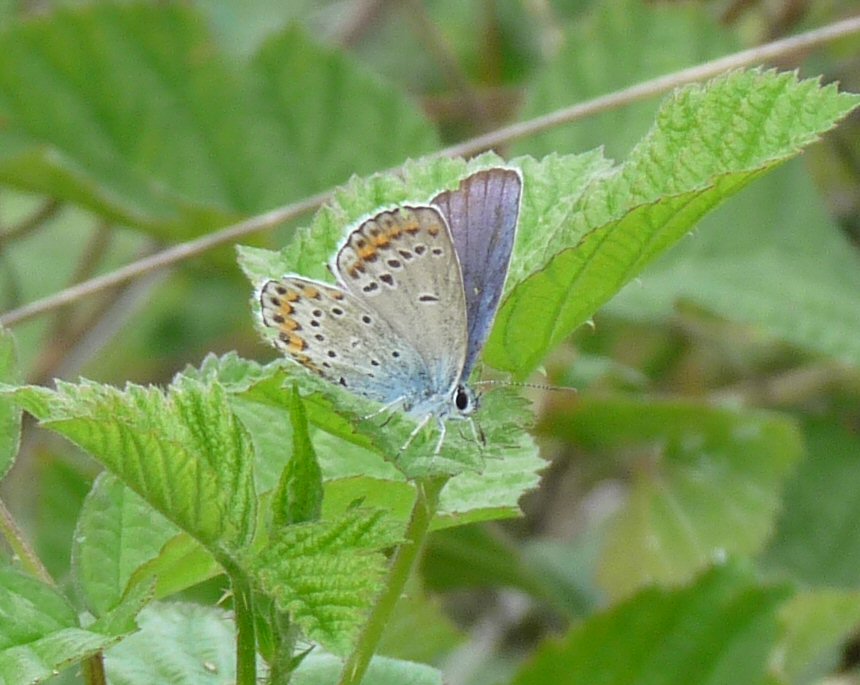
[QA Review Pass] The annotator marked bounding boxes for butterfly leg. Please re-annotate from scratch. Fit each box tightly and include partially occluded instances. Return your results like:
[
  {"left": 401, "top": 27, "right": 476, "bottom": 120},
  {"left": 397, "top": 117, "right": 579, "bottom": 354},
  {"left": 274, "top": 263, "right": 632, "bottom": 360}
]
[
  {"left": 432, "top": 417, "right": 448, "bottom": 455},
  {"left": 398, "top": 413, "right": 433, "bottom": 456},
  {"left": 362, "top": 396, "right": 407, "bottom": 422},
  {"left": 467, "top": 417, "right": 486, "bottom": 447}
]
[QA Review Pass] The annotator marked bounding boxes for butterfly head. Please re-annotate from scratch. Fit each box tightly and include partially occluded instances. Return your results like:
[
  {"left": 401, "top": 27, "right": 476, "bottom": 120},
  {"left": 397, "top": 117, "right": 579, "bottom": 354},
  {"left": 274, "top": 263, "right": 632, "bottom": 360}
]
[{"left": 452, "top": 383, "right": 479, "bottom": 417}]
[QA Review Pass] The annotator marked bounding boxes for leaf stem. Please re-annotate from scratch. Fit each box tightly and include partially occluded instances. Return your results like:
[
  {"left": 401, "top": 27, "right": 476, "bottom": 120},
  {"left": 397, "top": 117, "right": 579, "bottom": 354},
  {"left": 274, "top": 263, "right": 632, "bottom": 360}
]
[
  {"left": 221, "top": 558, "right": 257, "bottom": 685},
  {"left": 338, "top": 476, "right": 447, "bottom": 685},
  {"left": 0, "top": 497, "right": 52, "bottom": 584},
  {"left": 80, "top": 652, "right": 107, "bottom": 685}
]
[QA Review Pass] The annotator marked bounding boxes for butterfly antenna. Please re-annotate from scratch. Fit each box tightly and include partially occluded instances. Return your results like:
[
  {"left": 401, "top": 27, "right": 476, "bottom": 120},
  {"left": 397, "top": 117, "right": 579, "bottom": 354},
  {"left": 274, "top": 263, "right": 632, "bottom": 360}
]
[{"left": 473, "top": 379, "right": 578, "bottom": 394}]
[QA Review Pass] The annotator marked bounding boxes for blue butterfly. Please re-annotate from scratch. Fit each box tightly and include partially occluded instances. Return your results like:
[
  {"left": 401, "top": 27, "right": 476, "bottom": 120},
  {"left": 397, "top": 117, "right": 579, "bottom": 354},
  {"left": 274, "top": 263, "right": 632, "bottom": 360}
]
[{"left": 260, "top": 167, "right": 522, "bottom": 454}]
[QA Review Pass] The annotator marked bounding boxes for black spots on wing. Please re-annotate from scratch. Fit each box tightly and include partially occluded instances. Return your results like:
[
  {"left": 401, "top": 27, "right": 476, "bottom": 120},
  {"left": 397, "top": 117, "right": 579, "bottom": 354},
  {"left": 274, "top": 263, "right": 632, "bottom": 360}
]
[
  {"left": 398, "top": 249, "right": 413, "bottom": 261},
  {"left": 361, "top": 314, "right": 372, "bottom": 325},
  {"left": 362, "top": 282, "right": 379, "bottom": 294},
  {"left": 430, "top": 247, "right": 444, "bottom": 257},
  {"left": 386, "top": 258, "right": 403, "bottom": 269},
  {"left": 418, "top": 294, "right": 439, "bottom": 303},
  {"left": 331, "top": 306, "right": 344, "bottom": 317},
  {"left": 370, "top": 359, "right": 380, "bottom": 367},
  {"left": 414, "top": 244, "right": 427, "bottom": 256},
  {"left": 380, "top": 273, "right": 394, "bottom": 287},
  {"left": 391, "top": 350, "right": 401, "bottom": 359}
]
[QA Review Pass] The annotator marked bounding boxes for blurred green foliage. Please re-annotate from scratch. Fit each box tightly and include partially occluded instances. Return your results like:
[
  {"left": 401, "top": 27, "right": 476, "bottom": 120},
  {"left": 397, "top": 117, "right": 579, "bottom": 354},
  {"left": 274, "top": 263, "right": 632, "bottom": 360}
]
[{"left": 0, "top": 1, "right": 859, "bottom": 684}]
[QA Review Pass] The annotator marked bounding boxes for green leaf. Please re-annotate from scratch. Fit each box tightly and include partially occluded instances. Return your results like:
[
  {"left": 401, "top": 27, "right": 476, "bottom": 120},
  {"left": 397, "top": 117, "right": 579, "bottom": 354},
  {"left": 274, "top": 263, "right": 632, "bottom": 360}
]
[
  {"left": 6, "top": 377, "right": 256, "bottom": 554},
  {"left": 487, "top": 70, "right": 860, "bottom": 375},
  {"left": 271, "top": 386, "right": 323, "bottom": 526},
  {"left": 249, "top": 509, "right": 403, "bottom": 655},
  {"left": 292, "top": 651, "right": 443, "bottom": 685},
  {"left": 0, "top": 328, "right": 20, "bottom": 481},
  {"left": 522, "top": 0, "right": 860, "bottom": 369},
  {"left": 241, "top": 369, "right": 542, "bottom": 522},
  {"left": 611, "top": 160, "right": 860, "bottom": 367},
  {"left": 72, "top": 472, "right": 178, "bottom": 616},
  {"left": 88, "top": 577, "right": 155, "bottom": 643},
  {"left": 511, "top": 564, "right": 790, "bottom": 685},
  {"left": 125, "top": 533, "right": 222, "bottom": 602},
  {"left": 34, "top": 457, "right": 91, "bottom": 581},
  {"left": 104, "top": 602, "right": 243, "bottom": 685},
  {"left": 0, "top": 566, "right": 146, "bottom": 684},
  {"left": 552, "top": 397, "right": 801, "bottom": 599},
  {"left": 764, "top": 420, "right": 860, "bottom": 586},
  {"left": 0, "top": 5, "right": 437, "bottom": 236},
  {"left": 199, "top": 351, "right": 543, "bottom": 525},
  {"left": 0, "top": 567, "right": 77, "bottom": 648},
  {"left": 771, "top": 589, "right": 860, "bottom": 684}
]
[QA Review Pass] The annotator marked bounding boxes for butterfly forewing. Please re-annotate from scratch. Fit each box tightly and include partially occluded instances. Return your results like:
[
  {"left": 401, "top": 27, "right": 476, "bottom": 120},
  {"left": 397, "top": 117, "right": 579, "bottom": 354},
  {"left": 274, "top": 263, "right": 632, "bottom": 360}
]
[
  {"left": 259, "top": 276, "right": 429, "bottom": 406},
  {"left": 333, "top": 205, "right": 468, "bottom": 407},
  {"left": 432, "top": 168, "right": 522, "bottom": 380}
]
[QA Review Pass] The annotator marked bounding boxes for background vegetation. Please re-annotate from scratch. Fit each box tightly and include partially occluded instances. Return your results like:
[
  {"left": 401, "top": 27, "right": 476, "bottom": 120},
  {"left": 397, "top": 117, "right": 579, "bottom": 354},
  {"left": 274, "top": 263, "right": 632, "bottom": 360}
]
[{"left": 0, "top": 1, "right": 859, "bottom": 684}]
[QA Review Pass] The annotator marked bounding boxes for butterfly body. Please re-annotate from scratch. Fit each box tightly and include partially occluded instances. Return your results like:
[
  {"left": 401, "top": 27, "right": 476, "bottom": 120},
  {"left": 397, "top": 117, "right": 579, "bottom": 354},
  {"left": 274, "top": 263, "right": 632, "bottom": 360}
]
[{"left": 259, "top": 167, "right": 522, "bottom": 452}]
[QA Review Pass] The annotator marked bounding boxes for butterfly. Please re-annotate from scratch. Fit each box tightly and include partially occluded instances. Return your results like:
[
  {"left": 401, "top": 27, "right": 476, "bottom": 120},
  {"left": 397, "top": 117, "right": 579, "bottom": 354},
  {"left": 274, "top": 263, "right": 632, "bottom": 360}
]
[{"left": 259, "top": 167, "right": 522, "bottom": 455}]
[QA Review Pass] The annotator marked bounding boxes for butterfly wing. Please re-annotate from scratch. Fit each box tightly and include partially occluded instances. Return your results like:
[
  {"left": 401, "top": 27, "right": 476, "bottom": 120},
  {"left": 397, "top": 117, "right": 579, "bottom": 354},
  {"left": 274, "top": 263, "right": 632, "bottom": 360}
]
[
  {"left": 431, "top": 168, "right": 522, "bottom": 379},
  {"left": 334, "top": 205, "right": 469, "bottom": 412},
  {"left": 259, "top": 276, "right": 430, "bottom": 406}
]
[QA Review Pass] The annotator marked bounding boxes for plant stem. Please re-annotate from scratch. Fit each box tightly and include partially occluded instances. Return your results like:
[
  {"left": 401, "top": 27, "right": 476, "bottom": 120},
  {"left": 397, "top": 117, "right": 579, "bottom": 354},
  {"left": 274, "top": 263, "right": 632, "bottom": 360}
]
[
  {"left": 80, "top": 653, "right": 107, "bottom": 685},
  {"left": 338, "top": 476, "right": 447, "bottom": 685},
  {"left": 222, "top": 559, "right": 257, "bottom": 685},
  {"left": 0, "top": 497, "right": 52, "bottom": 583}
]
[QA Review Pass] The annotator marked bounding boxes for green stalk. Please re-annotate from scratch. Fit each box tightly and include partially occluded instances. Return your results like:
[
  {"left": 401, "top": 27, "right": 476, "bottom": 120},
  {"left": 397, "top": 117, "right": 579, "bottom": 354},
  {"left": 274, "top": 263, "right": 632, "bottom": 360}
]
[
  {"left": 0, "top": 497, "right": 52, "bottom": 583},
  {"left": 221, "top": 557, "right": 257, "bottom": 685},
  {"left": 80, "top": 653, "right": 107, "bottom": 685},
  {"left": 338, "top": 476, "right": 447, "bottom": 685}
]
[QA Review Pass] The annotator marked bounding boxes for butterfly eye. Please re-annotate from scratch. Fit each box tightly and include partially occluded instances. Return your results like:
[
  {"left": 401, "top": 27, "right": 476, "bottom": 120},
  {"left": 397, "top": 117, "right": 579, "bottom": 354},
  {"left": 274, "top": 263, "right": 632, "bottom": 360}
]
[{"left": 454, "top": 385, "right": 475, "bottom": 414}]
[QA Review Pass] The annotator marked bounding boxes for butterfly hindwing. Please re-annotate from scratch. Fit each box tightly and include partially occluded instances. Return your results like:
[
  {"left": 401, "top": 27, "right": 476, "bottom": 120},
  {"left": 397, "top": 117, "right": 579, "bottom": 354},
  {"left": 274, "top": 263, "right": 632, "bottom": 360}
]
[{"left": 259, "top": 276, "right": 428, "bottom": 406}]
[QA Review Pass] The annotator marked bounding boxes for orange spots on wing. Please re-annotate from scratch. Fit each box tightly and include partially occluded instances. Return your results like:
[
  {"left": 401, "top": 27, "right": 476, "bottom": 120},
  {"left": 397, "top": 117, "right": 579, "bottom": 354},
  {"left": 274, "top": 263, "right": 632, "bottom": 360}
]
[
  {"left": 293, "top": 353, "right": 320, "bottom": 373},
  {"left": 404, "top": 218, "right": 420, "bottom": 234},
  {"left": 372, "top": 233, "right": 391, "bottom": 248},
  {"left": 359, "top": 245, "right": 378, "bottom": 261},
  {"left": 345, "top": 253, "right": 370, "bottom": 279},
  {"left": 286, "top": 334, "right": 306, "bottom": 353},
  {"left": 302, "top": 285, "right": 321, "bottom": 300}
]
